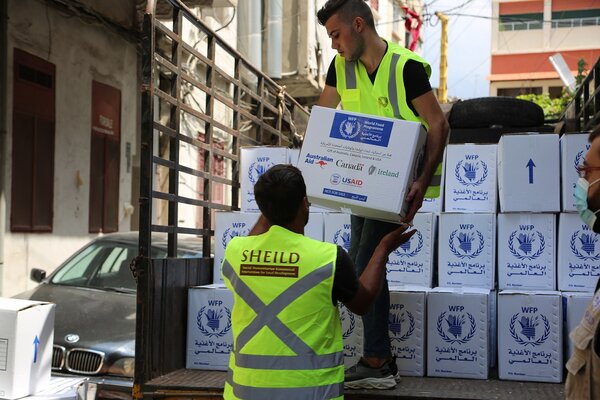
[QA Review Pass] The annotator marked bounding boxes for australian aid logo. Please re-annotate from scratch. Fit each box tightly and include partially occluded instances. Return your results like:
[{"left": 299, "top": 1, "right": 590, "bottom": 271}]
[
  {"left": 437, "top": 305, "right": 477, "bottom": 345},
  {"left": 454, "top": 155, "right": 488, "bottom": 186},
  {"left": 196, "top": 299, "right": 231, "bottom": 338}
]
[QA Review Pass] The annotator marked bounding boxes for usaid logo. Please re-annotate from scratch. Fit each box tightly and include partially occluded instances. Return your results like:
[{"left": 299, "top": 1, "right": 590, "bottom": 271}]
[
  {"left": 196, "top": 301, "right": 231, "bottom": 338},
  {"left": 570, "top": 228, "right": 600, "bottom": 261},
  {"left": 436, "top": 306, "right": 476, "bottom": 344},
  {"left": 509, "top": 307, "right": 550, "bottom": 347},
  {"left": 389, "top": 305, "right": 415, "bottom": 342},
  {"left": 248, "top": 158, "right": 274, "bottom": 185},
  {"left": 330, "top": 174, "right": 341, "bottom": 185},
  {"left": 340, "top": 306, "right": 356, "bottom": 339},
  {"left": 338, "top": 118, "right": 361, "bottom": 140},
  {"left": 448, "top": 225, "right": 485, "bottom": 259},
  {"left": 333, "top": 227, "right": 351, "bottom": 251},
  {"left": 454, "top": 157, "right": 488, "bottom": 187},
  {"left": 508, "top": 225, "right": 545, "bottom": 260},
  {"left": 221, "top": 224, "right": 250, "bottom": 249},
  {"left": 393, "top": 230, "right": 423, "bottom": 257}
]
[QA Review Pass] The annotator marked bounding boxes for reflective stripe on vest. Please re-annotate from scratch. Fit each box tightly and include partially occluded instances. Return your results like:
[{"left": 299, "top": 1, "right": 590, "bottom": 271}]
[
  {"left": 222, "top": 260, "right": 344, "bottom": 370},
  {"left": 424, "top": 161, "right": 443, "bottom": 199},
  {"left": 226, "top": 368, "right": 344, "bottom": 400}
]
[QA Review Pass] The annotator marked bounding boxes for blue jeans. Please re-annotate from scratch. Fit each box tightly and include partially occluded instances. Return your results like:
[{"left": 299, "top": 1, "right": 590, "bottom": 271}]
[{"left": 348, "top": 215, "right": 398, "bottom": 359}]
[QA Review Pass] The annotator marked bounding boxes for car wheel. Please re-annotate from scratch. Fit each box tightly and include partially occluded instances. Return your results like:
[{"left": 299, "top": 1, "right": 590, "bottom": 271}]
[{"left": 448, "top": 97, "right": 545, "bottom": 129}]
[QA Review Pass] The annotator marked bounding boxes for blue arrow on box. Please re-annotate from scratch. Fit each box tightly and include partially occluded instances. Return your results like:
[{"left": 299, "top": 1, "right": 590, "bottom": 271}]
[
  {"left": 33, "top": 336, "right": 39, "bottom": 363},
  {"left": 526, "top": 159, "right": 536, "bottom": 184}
]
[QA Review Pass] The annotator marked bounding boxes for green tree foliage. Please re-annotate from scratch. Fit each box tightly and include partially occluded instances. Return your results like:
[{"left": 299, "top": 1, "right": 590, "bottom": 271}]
[{"left": 517, "top": 91, "right": 572, "bottom": 120}]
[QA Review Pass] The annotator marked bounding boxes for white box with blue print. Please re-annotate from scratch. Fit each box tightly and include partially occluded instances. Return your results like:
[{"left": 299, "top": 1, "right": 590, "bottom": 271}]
[
  {"left": 498, "top": 290, "right": 563, "bottom": 383},
  {"left": 557, "top": 212, "right": 600, "bottom": 291},
  {"left": 0, "top": 298, "right": 55, "bottom": 399},
  {"left": 389, "top": 287, "right": 428, "bottom": 377},
  {"left": 323, "top": 213, "right": 352, "bottom": 253},
  {"left": 497, "top": 133, "right": 560, "bottom": 212},
  {"left": 214, "top": 212, "right": 260, "bottom": 284},
  {"left": 299, "top": 106, "right": 426, "bottom": 223},
  {"left": 562, "top": 291, "right": 594, "bottom": 360},
  {"left": 438, "top": 213, "right": 496, "bottom": 289},
  {"left": 426, "top": 288, "right": 495, "bottom": 379},
  {"left": 338, "top": 303, "right": 363, "bottom": 369},
  {"left": 560, "top": 133, "right": 589, "bottom": 212},
  {"left": 497, "top": 213, "right": 556, "bottom": 290},
  {"left": 444, "top": 144, "right": 497, "bottom": 213},
  {"left": 186, "top": 284, "right": 234, "bottom": 371},
  {"left": 386, "top": 213, "right": 436, "bottom": 287},
  {"left": 240, "top": 146, "right": 291, "bottom": 213}
]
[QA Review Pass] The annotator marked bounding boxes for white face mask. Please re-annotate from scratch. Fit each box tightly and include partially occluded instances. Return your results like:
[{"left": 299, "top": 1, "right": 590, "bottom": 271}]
[{"left": 574, "top": 177, "right": 600, "bottom": 230}]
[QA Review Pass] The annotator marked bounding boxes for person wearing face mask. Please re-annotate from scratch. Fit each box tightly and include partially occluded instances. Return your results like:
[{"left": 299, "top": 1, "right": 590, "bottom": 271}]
[{"left": 566, "top": 125, "right": 600, "bottom": 399}]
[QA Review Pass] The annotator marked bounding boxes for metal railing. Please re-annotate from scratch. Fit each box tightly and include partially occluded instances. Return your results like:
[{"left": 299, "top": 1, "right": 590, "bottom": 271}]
[
  {"left": 560, "top": 56, "right": 600, "bottom": 133},
  {"left": 552, "top": 17, "right": 600, "bottom": 28}
]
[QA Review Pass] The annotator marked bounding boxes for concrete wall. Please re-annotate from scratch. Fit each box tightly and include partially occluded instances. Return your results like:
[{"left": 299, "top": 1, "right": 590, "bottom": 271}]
[{"left": 2, "top": 0, "right": 139, "bottom": 296}]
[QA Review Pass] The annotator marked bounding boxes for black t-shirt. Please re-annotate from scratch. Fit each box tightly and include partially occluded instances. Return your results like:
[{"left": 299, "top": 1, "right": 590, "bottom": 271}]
[
  {"left": 332, "top": 246, "right": 359, "bottom": 305},
  {"left": 325, "top": 56, "right": 432, "bottom": 117}
]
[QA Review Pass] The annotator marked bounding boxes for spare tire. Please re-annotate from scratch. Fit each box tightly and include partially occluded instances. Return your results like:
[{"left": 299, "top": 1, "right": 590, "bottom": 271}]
[{"left": 448, "top": 97, "right": 544, "bottom": 129}]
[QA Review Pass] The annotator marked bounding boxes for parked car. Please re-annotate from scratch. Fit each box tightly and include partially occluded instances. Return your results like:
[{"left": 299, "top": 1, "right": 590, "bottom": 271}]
[{"left": 13, "top": 232, "right": 202, "bottom": 397}]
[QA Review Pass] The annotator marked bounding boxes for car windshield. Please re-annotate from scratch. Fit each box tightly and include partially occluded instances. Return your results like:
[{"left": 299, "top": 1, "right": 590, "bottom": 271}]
[{"left": 50, "top": 240, "right": 200, "bottom": 292}]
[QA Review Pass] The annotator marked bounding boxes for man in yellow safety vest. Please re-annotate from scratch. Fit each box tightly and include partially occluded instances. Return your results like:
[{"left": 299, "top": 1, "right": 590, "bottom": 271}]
[
  {"left": 222, "top": 164, "right": 415, "bottom": 399},
  {"left": 316, "top": 0, "right": 449, "bottom": 389}
]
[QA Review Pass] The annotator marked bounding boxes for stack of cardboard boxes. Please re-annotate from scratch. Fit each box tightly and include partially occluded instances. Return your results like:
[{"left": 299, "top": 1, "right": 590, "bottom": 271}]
[{"left": 185, "top": 106, "right": 596, "bottom": 385}]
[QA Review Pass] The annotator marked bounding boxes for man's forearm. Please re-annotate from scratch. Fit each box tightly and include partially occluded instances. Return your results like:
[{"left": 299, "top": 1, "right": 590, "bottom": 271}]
[{"left": 417, "top": 118, "right": 448, "bottom": 186}]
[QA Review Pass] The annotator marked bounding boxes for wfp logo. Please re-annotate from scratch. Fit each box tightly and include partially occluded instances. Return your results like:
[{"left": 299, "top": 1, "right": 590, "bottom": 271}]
[
  {"left": 509, "top": 311, "right": 550, "bottom": 347},
  {"left": 570, "top": 230, "right": 600, "bottom": 261},
  {"left": 455, "top": 159, "right": 488, "bottom": 186},
  {"left": 574, "top": 150, "right": 585, "bottom": 172},
  {"left": 393, "top": 230, "right": 424, "bottom": 257},
  {"left": 340, "top": 305, "right": 356, "bottom": 339},
  {"left": 197, "top": 305, "right": 232, "bottom": 338},
  {"left": 437, "top": 308, "right": 476, "bottom": 344},
  {"left": 221, "top": 226, "right": 249, "bottom": 249},
  {"left": 338, "top": 118, "right": 361, "bottom": 140},
  {"left": 248, "top": 159, "right": 274, "bottom": 185},
  {"left": 333, "top": 229, "right": 351, "bottom": 251},
  {"left": 508, "top": 226, "right": 545, "bottom": 260},
  {"left": 449, "top": 227, "right": 485, "bottom": 259},
  {"left": 389, "top": 310, "right": 415, "bottom": 342}
]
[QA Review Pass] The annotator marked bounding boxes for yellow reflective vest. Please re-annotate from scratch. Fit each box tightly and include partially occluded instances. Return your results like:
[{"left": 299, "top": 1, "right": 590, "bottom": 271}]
[
  {"left": 334, "top": 39, "right": 441, "bottom": 199},
  {"left": 222, "top": 225, "right": 344, "bottom": 400}
]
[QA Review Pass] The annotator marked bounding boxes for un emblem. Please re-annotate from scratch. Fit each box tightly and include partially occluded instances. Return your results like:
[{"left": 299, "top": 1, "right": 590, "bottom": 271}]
[
  {"left": 570, "top": 230, "right": 600, "bottom": 261},
  {"left": 197, "top": 306, "right": 232, "bottom": 338},
  {"left": 509, "top": 313, "right": 550, "bottom": 347},
  {"left": 454, "top": 160, "right": 488, "bottom": 186},
  {"left": 338, "top": 118, "right": 361, "bottom": 140},
  {"left": 436, "top": 312, "right": 477, "bottom": 344}
]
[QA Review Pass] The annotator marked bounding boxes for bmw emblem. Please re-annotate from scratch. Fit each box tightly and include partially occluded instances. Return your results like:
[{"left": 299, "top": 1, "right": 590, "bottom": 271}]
[{"left": 65, "top": 334, "right": 80, "bottom": 343}]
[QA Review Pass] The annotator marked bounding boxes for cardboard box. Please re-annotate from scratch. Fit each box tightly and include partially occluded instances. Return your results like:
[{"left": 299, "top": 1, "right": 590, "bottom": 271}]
[
  {"left": 560, "top": 133, "right": 589, "bottom": 212},
  {"left": 498, "top": 290, "right": 563, "bottom": 383},
  {"left": 324, "top": 213, "right": 352, "bottom": 252},
  {"left": 305, "top": 212, "right": 324, "bottom": 242},
  {"left": 389, "top": 287, "right": 427, "bottom": 376},
  {"left": 298, "top": 106, "right": 426, "bottom": 223},
  {"left": 562, "top": 291, "right": 594, "bottom": 360},
  {"left": 557, "top": 212, "right": 600, "bottom": 291},
  {"left": 497, "top": 213, "right": 556, "bottom": 290},
  {"left": 387, "top": 213, "right": 436, "bottom": 287},
  {"left": 444, "top": 144, "right": 497, "bottom": 213},
  {"left": 23, "top": 376, "right": 89, "bottom": 400},
  {"left": 438, "top": 213, "right": 496, "bottom": 289},
  {"left": 240, "top": 147, "right": 290, "bottom": 212},
  {"left": 213, "top": 212, "right": 260, "bottom": 283},
  {"left": 0, "top": 298, "right": 55, "bottom": 399},
  {"left": 427, "top": 288, "right": 494, "bottom": 379},
  {"left": 339, "top": 303, "right": 363, "bottom": 368},
  {"left": 186, "top": 285, "right": 233, "bottom": 371},
  {"left": 418, "top": 149, "right": 447, "bottom": 214},
  {"left": 497, "top": 134, "right": 560, "bottom": 212}
]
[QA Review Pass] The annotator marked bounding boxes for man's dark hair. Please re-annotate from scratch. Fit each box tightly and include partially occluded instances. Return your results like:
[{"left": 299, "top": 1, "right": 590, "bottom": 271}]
[
  {"left": 317, "top": 0, "right": 375, "bottom": 29},
  {"left": 254, "top": 164, "right": 307, "bottom": 226},
  {"left": 589, "top": 124, "right": 600, "bottom": 143}
]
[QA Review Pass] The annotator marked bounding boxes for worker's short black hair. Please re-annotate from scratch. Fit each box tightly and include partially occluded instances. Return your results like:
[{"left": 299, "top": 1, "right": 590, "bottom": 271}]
[
  {"left": 589, "top": 125, "right": 600, "bottom": 143},
  {"left": 254, "top": 164, "right": 307, "bottom": 226},
  {"left": 317, "top": 0, "right": 375, "bottom": 29}
]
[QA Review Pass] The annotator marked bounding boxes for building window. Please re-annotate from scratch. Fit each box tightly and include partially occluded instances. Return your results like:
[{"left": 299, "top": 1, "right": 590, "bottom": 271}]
[
  {"left": 548, "top": 86, "right": 564, "bottom": 99},
  {"left": 497, "top": 87, "right": 542, "bottom": 97},
  {"left": 499, "top": 13, "right": 543, "bottom": 31},
  {"left": 89, "top": 81, "right": 121, "bottom": 233},
  {"left": 11, "top": 49, "right": 55, "bottom": 232},
  {"left": 551, "top": 9, "right": 600, "bottom": 28}
]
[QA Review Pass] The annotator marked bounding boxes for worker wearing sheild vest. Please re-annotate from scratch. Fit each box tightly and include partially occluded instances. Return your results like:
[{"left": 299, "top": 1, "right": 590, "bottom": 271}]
[
  {"left": 333, "top": 39, "right": 442, "bottom": 200},
  {"left": 317, "top": 0, "right": 448, "bottom": 389},
  {"left": 222, "top": 165, "right": 415, "bottom": 399},
  {"left": 566, "top": 126, "right": 600, "bottom": 399}
]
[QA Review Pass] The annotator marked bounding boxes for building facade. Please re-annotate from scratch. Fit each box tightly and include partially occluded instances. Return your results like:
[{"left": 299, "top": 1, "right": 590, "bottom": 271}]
[{"left": 490, "top": 0, "right": 600, "bottom": 97}]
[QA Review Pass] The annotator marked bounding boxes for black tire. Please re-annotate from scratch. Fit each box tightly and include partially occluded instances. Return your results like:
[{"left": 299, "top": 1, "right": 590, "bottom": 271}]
[{"left": 448, "top": 97, "right": 545, "bottom": 129}]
